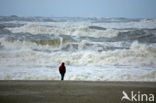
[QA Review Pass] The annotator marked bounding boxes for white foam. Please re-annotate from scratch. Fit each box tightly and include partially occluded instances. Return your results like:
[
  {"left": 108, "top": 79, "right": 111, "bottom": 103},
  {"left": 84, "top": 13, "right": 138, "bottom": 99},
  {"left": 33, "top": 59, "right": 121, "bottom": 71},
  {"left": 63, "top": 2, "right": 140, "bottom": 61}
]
[
  {"left": 6, "top": 20, "right": 156, "bottom": 38},
  {"left": 5, "top": 22, "right": 124, "bottom": 38},
  {"left": 0, "top": 65, "right": 155, "bottom": 81},
  {"left": 0, "top": 41, "right": 156, "bottom": 67},
  {"left": 1, "top": 19, "right": 156, "bottom": 81}
]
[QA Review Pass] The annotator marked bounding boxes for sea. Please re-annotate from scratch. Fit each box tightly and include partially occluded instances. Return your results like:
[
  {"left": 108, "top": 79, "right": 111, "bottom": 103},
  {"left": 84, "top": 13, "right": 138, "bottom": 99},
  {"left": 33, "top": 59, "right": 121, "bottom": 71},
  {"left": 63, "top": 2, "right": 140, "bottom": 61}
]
[{"left": 0, "top": 16, "right": 156, "bottom": 81}]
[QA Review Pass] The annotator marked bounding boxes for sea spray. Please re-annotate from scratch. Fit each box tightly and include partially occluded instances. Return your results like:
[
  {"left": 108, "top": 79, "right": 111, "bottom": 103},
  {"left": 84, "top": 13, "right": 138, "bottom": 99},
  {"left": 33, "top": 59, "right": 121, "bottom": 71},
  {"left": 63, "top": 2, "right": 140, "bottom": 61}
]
[{"left": 0, "top": 16, "right": 156, "bottom": 81}]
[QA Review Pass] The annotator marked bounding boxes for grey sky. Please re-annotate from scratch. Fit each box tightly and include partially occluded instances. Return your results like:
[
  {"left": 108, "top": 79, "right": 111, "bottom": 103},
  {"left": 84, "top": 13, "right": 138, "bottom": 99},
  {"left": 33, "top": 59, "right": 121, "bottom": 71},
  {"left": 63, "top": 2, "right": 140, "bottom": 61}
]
[{"left": 0, "top": 0, "right": 156, "bottom": 18}]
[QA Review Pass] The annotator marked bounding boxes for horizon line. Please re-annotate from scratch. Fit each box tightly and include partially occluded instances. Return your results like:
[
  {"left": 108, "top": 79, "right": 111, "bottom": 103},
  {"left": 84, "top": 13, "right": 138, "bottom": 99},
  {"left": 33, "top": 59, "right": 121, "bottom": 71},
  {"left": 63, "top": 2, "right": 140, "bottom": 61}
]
[{"left": 0, "top": 15, "right": 156, "bottom": 19}]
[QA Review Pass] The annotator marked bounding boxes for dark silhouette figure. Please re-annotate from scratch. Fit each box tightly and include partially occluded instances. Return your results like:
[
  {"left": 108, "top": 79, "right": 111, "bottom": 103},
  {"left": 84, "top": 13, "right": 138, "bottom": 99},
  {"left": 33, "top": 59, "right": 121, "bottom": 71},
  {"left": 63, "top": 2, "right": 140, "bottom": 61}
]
[{"left": 59, "top": 62, "right": 66, "bottom": 80}]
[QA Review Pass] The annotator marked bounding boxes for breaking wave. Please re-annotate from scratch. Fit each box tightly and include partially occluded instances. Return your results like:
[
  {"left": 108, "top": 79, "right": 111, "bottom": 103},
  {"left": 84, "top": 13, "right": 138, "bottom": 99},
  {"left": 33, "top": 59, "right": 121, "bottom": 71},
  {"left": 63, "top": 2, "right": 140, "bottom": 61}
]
[
  {"left": 0, "top": 40, "right": 156, "bottom": 66},
  {"left": 6, "top": 23, "right": 121, "bottom": 38},
  {"left": 0, "top": 17, "right": 156, "bottom": 81}
]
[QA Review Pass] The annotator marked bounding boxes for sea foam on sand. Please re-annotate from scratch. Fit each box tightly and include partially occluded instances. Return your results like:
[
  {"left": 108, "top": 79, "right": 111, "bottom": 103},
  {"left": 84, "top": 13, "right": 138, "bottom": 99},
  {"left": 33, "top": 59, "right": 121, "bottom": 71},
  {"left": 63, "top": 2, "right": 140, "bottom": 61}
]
[{"left": 0, "top": 65, "right": 155, "bottom": 81}]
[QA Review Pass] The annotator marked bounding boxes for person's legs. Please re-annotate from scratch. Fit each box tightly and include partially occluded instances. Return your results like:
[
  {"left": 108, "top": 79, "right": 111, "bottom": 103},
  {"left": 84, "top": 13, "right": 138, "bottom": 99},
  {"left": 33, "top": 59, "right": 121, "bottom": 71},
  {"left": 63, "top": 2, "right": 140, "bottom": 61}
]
[{"left": 61, "top": 73, "right": 64, "bottom": 80}]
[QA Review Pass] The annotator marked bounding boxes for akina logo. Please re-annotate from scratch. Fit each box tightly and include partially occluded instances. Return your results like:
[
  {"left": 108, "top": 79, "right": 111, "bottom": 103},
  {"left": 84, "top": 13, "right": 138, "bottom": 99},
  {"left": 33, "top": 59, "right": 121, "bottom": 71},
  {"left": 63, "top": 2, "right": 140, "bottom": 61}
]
[{"left": 121, "top": 91, "right": 155, "bottom": 102}]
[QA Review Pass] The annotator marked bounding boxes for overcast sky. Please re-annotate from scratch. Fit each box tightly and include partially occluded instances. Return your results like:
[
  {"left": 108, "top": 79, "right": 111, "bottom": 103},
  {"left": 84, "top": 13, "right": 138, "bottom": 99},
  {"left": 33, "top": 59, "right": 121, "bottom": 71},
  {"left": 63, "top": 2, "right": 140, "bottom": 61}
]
[{"left": 0, "top": 0, "right": 156, "bottom": 18}]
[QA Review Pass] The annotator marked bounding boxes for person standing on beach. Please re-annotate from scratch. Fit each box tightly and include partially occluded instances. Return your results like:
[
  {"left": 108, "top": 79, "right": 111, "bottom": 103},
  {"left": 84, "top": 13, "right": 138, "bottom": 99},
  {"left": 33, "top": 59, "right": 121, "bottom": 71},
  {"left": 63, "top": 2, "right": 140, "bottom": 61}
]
[{"left": 59, "top": 62, "right": 66, "bottom": 80}]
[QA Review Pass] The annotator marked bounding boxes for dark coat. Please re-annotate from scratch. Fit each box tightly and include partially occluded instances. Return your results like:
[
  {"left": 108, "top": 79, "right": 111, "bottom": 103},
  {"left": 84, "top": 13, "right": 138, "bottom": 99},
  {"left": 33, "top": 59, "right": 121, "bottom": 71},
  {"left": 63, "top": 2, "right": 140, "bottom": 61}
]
[{"left": 59, "top": 63, "right": 66, "bottom": 74}]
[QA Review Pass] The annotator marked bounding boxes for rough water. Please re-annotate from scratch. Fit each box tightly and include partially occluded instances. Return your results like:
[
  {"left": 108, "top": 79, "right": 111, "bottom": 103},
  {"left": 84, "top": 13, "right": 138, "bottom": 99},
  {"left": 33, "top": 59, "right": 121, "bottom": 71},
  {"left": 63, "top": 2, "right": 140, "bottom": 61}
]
[{"left": 0, "top": 16, "right": 156, "bottom": 81}]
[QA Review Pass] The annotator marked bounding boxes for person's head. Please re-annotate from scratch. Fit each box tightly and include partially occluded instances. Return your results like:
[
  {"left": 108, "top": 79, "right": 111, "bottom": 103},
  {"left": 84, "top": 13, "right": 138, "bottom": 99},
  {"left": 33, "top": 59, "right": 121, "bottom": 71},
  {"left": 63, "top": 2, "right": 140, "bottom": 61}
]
[{"left": 62, "top": 62, "right": 65, "bottom": 66}]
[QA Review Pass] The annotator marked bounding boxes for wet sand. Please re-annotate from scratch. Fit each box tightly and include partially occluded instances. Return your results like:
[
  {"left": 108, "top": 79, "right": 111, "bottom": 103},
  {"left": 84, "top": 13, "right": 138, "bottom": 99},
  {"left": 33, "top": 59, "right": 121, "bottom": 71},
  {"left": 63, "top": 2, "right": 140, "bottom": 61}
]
[{"left": 0, "top": 81, "right": 156, "bottom": 103}]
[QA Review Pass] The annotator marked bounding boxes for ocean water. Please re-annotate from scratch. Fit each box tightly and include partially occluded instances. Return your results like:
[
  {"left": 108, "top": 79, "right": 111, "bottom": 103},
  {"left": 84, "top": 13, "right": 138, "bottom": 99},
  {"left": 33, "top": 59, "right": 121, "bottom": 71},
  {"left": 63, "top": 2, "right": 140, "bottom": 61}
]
[{"left": 0, "top": 16, "right": 156, "bottom": 81}]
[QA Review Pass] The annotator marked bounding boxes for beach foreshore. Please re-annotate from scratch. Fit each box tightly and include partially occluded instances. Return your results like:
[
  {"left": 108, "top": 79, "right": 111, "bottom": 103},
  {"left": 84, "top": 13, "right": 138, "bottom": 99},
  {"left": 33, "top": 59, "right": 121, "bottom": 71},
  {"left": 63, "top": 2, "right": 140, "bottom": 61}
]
[{"left": 0, "top": 81, "right": 156, "bottom": 103}]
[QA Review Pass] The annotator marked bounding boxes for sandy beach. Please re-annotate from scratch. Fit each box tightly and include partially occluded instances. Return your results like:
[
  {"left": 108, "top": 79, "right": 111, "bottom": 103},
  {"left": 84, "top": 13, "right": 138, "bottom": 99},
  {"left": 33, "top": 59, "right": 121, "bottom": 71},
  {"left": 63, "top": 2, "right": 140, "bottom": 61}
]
[{"left": 0, "top": 81, "right": 155, "bottom": 103}]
